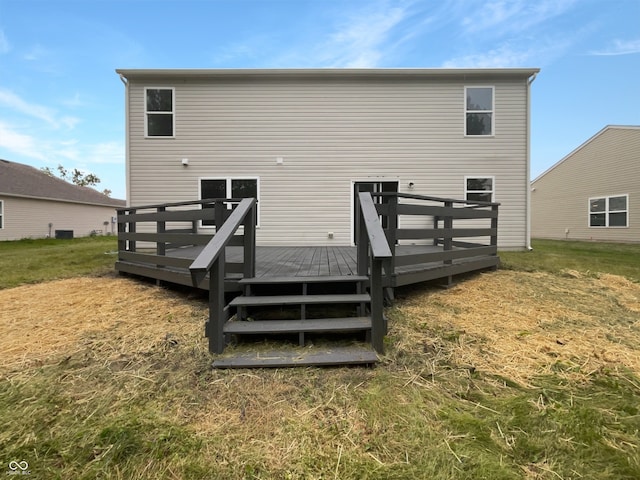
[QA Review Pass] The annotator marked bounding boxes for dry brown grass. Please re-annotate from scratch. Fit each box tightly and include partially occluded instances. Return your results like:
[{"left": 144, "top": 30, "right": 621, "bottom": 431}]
[
  {"left": 0, "top": 275, "right": 207, "bottom": 371},
  {"left": 392, "top": 269, "right": 640, "bottom": 387}
]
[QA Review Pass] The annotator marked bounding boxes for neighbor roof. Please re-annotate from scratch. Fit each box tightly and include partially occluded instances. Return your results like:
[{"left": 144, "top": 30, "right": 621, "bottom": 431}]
[{"left": 0, "top": 159, "right": 125, "bottom": 207}]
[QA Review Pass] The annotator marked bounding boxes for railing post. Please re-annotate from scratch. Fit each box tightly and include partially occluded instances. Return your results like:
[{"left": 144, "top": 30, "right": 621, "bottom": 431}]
[
  {"left": 433, "top": 215, "right": 440, "bottom": 246},
  {"left": 443, "top": 202, "right": 453, "bottom": 265},
  {"left": 117, "top": 210, "right": 126, "bottom": 258},
  {"left": 214, "top": 201, "right": 225, "bottom": 233},
  {"left": 208, "top": 251, "right": 226, "bottom": 354},
  {"left": 243, "top": 203, "right": 256, "bottom": 279},
  {"left": 385, "top": 194, "right": 397, "bottom": 280},
  {"left": 490, "top": 203, "right": 499, "bottom": 255},
  {"left": 370, "top": 256, "right": 384, "bottom": 353},
  {"left": 157, "top": 206, "right": 166, "bottom": 267},
  {"left": 128, "top": 208, "right": 136, "bottom": 253}
]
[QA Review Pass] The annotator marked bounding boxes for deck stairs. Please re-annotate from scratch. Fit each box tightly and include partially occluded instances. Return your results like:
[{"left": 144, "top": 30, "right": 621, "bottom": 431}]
[{"left": 211, "top": 275, "right": 380, "bottom": 368}]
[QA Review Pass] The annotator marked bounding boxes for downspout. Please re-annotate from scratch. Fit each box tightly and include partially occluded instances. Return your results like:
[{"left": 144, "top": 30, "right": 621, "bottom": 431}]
[
  {"left": 119, "top": 73, "right": 130, "bottom": 207},
  {"left": 525, "top": 72, "right": 538, "bottom": 251}
]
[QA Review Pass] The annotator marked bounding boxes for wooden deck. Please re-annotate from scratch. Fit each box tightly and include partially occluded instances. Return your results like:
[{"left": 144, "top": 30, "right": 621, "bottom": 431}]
[
  {"left": 117, "top": 244, "right": 498, "bottom": 290},
  {"left": 115, "top": 193, "right": 500, "bottom": 363}
]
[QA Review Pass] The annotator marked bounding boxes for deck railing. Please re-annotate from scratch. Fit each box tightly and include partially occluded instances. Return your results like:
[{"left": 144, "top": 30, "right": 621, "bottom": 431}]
[
  {"left": 116, "top": 198, "right": 254, "bottom": 285},
  {"left": 357, "top": 192, "right": 499, "bottom": 288},
  {"left": 356, "top": 192, "right": 393, "bottom": 353},
  {"left": 189, "top": 198, "right": 257, "bottom": 354}
]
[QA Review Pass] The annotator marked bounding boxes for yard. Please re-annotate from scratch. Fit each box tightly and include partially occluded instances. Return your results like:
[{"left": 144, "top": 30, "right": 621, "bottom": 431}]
[{"left": 0, "top": 237, "right": 639, "bottom": 479}]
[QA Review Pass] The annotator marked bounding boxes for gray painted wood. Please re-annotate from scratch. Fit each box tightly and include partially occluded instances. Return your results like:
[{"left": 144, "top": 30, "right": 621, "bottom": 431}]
[
  {"left": 229, "top": 293, "right": 370, "bottom": 307},
  {"left": 223, "top": 317, "right": 371, "bottom": 334},
  {"left": 212, "top": 346, "right": 379, "bottom": 368},
  {"left": 238, "top": 275, "right": 368, "bottom": 285}
]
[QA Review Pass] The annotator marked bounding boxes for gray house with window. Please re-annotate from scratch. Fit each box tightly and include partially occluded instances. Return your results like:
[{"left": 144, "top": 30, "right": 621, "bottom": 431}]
[
  {"left": 117, "top": 68, "right": 539, "bottom": 250},
  {"left": 531, "top": 125, "right": 639, "bottom": 243}
]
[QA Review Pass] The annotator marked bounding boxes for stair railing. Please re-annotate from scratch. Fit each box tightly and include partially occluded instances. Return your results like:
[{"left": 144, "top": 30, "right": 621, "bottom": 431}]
[
  {"left": 356, "top": 191, "right": 393, "bottom": 353},
  {"left": 189, "top": 197, "right": 257, "bottom": 353}
]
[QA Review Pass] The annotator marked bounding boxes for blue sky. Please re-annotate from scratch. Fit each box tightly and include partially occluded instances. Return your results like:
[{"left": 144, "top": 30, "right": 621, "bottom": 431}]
[{"left": 0, "top": 0, "right": 638, "bottom": 200}]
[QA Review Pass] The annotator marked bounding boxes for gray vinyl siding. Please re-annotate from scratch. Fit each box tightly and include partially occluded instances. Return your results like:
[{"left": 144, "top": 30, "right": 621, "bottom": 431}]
[
  {"left": 125, "top": 73, "right": 532, "bottom": 248},
  {"left": 0, "top": 196, "right": 117, "bottom": 241},
  {"left": 532, "top": 126, "right": 640, "bottom": 243}
]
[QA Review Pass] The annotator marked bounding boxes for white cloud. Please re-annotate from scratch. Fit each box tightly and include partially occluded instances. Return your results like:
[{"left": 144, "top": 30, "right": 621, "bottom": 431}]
[
  {"left": 442, "top": 44, "right": 535, "bottom": 68},
  {"left": 23, "top": 44, "right": 47, "bottom": 61},
  {"left": 0, "top": 88, "right": 79, "bottom": 130},
  {"left": 0, "top": 122, "right": 47, "bottom": 161},
  {"left": 323, "top": 5, "right": 408, "bottom": 67},
  {"left": 0, "top": 29, "right": 9, "bottom": 54},
  {"left": 590, "top": 38, "right": 640, "bottom": 56},
  {"left": 461, "top": 0, "right": 576, "bottom": 36},
  {"left": 84, "top": 141, "right": 125, "bottom": 165}
]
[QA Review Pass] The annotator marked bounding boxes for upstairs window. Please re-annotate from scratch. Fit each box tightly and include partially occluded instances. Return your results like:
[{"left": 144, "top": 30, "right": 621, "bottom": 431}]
[
  {"left": 200, "top": 178, "right": 259, "bottom": 227},
  {"left": 465, "top": 86, "right": 494, "bottom": 136},
  {"left": 589, "top": 195, "right": 628, "bottom": 227},
  {"left": 145, "top": 88, "right": 174, "bottom": 137},
  {"left": 465, "top": 177, "right": 494, "bottom": 203}
]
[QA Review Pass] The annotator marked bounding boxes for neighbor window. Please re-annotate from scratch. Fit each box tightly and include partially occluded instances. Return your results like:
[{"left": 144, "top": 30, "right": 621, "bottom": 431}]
[
  {"left": 200, "top": 178, "right": 259, "bottom": 227},
  {"left": 465, "top": 177, "right": 494, "bottom": 203},
  {"left": 145, "top": 87, "right": 174, "bottom": 137},
  {"left": 0, "top": 200, "right": 3, "bottom": 228},
  {"left": 589, "top": 195, "right": 628, "bottom": 227},
  {"left": 465, "top": 86, "right": 494, "bottom": 136}
]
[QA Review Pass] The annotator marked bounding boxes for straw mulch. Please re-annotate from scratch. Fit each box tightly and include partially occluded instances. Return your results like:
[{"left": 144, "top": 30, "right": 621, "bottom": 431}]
[
  {"left": 1, "top": 270, "right": 638, "bottom": 390},
  {"left": 393, "top": 269, "right": 640, "bottom": 387},
  {"left": 0, "top": 276, "right": 207, "bottom": 372}
]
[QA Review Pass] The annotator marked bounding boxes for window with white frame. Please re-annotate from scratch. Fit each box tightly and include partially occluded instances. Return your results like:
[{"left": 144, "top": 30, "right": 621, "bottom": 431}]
[
  {"left": 145, "top": 88, "right": 174, "bottom": 137},
  {"left": 200, "top": 178, "right": 259, "bottom": 227},
  {"left": 0, "top": 200, "right": 3, "bottom": 228},
  {"left": 465, "top": 177, "right": 494, "bottom": 203},
  {"left": 589, "top": 195, "right": 628, "bottom": 227},
  {"left": 465, "top": 86, "right": 494, "bottom": 136}
]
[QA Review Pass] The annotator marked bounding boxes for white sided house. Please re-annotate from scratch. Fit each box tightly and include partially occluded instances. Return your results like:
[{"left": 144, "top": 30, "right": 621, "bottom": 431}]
[
  {"left": 531, "top": 126, "right": 639, "bottom": 243},
  {"left": 117, "top": 68, "right": 539, "bottom": 250},
  {"left": 0, "top": 159, "right": 125, "bottom": 241}
]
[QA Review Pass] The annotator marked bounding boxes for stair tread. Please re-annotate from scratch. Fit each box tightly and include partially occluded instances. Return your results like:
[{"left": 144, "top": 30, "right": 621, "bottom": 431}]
[
  {"left": 212, "top": 345, "right": 379, "bottom": 368},
  {"left": 238, "top": 275, "right": 369, "bottom": 285},
  {"left": 229, "top": 293, "right": 371, "bottom": 307},
  {"left": 224, "top": 317, "right": 371, "bottom": 334}
]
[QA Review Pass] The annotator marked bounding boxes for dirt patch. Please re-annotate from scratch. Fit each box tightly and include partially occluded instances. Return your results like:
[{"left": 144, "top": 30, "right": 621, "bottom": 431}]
[{"left": 392, "top": 270, "right": 640, "bottom": 386}]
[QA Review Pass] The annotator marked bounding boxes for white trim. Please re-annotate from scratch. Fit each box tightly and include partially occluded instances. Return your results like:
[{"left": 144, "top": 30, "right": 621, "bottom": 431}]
[
  {"left": 144, "top": 87, "right": 175, "bottom": 138},
  {"left": 199, "top": 176, "right": 260, "bottom": 228},
  {"left": 464, "top": 86, "right": 495, "bottom": 137},
  {"left": 588, "top": 194, "right": 629, "bottom": 228},
  {"left": 464, "top": 176, "right": 495, "bottom": 202}
]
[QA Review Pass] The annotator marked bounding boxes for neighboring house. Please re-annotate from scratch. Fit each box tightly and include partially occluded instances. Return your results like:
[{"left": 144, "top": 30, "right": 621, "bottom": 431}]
[
  {"left": 531, "top": 125, "right": 639, "bottom": 243},
  {"left": 0, "top": 159, "right": 126, "bottom": 241},
  {"left": 116, "top": 68, "right": 539, "bottom": 249}
]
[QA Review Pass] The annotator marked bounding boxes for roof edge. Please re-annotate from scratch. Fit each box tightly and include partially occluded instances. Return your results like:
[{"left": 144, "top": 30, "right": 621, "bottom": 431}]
[
  {"left": 0, "top": 192, "right": 125, "bottom": 208},
  {"left": 116, "top": 67, "right": 540, "bottom": 79},
  {"left": 532, "top": 125, "right": 640, "bottom": 184}
]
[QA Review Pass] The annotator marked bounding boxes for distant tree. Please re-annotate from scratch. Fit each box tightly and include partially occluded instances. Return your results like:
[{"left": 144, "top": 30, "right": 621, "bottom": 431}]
[{"left": 41, "top": 164, "right": 109, "bottom": 195}]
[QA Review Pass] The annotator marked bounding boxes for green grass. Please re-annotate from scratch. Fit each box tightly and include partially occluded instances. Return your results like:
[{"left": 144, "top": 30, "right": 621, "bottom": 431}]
[
  {"left": 1, "top": 238, "right": 639, "bottom": 478},
  {"left": 0, "top": 236, "right": 118, "bottom": 289},
  {"left": 500, "top": 239, "right": 640, "bottom": 281}
]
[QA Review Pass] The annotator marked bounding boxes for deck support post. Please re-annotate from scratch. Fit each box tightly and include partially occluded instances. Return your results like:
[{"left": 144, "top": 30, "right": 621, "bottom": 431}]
[
  {"left": 209, "top": 252, "right": 226, "bottom": 354},
  {"left": 117, "top": 210, "right": 126, "bottom": 259}
]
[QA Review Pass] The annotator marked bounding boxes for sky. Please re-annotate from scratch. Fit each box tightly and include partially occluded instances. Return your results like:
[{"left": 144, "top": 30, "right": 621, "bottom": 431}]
[{"left": 0, "top": 0, "right": 638, "bottom": 200}]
